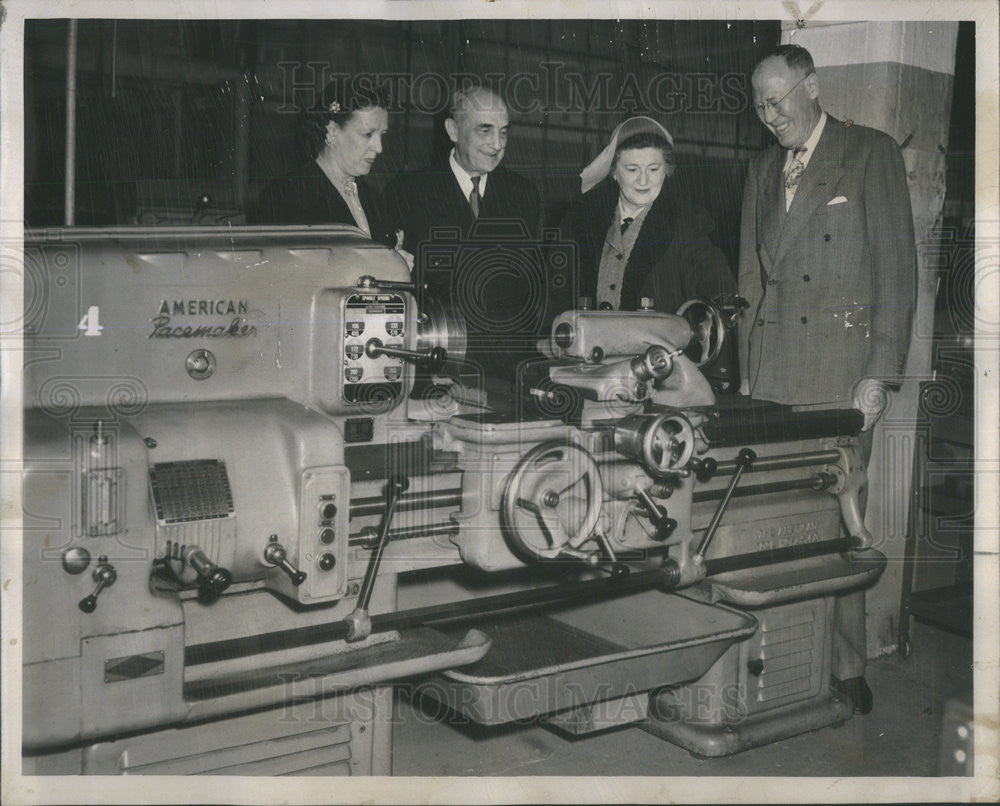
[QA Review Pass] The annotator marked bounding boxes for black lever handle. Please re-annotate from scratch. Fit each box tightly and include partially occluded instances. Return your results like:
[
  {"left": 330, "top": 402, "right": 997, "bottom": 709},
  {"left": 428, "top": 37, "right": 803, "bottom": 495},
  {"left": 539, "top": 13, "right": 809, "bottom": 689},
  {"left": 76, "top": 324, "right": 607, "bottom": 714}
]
[
  {"left": 79, "top": 557, "right": 116, "bottom": 613},
  {"left": 182, "top": 545, "right": 233, "bottom": 602},
  {"left": 689, "top": 456, "right": 718, "bottom": 483},
  {"left": 263, "top": 539, "right": 307, "bottom": 587},
  {"left": 635, "top": 487, "right": 677, "bottom": 541}
]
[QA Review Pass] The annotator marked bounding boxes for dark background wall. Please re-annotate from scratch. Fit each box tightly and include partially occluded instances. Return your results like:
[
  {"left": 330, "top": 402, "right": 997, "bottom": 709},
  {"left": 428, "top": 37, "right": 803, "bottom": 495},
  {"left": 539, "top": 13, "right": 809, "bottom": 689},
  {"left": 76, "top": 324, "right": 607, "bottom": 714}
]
[
  {"left": 24, "top": 18, "right": 780, "bottom": 270},
  {"left": 22, "top": 19, "right": 974, "bottom": 272}
]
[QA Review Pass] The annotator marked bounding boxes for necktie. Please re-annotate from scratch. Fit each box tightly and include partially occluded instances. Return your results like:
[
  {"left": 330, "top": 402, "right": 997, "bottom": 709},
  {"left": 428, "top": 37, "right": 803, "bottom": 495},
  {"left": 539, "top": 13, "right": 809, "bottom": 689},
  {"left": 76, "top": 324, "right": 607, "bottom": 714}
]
[
  {"left": 620, "top": 217, "right": 634, "bottom": 236},
  {"left": 784, "top": 147, "right": 807, "bottom": 190},
  {"left": 469, "top": 175, "right": 482, "bottom": 217}
]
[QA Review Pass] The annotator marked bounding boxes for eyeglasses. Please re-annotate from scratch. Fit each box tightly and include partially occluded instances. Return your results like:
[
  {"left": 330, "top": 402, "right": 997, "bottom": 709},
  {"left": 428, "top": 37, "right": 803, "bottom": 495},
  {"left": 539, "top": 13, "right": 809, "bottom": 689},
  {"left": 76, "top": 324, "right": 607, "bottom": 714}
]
[{"left": 752, "top": 73, "right": 812, "bottom": 116}]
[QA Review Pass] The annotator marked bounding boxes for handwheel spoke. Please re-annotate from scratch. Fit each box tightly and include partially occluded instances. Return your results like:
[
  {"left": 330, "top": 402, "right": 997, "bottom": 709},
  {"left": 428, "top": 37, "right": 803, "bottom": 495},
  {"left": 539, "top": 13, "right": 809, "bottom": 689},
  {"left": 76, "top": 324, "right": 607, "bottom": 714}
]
[
  {"left": 538, "top": 509, "right": 570, "bottom": 548},
  {"left": 556, "top": 471, "right": 589, "bottom": 498},
  {"left": 501, "top": 440, "right": 604, "bottom": 562}
]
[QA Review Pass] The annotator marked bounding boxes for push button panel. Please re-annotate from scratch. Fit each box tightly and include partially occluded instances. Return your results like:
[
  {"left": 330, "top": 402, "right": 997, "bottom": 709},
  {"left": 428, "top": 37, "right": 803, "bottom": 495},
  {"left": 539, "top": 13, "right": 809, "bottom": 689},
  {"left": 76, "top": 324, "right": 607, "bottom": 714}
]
[{"left": 294, "top": 466, "right": 351, "bottom": 603}]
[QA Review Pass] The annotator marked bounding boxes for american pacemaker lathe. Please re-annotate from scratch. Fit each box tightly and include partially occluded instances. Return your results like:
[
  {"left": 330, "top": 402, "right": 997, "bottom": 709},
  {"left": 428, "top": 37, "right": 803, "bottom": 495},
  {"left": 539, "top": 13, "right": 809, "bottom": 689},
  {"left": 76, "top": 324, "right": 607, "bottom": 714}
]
[{"left": 21, "top": 226, "right": 884, "bottom": 775}]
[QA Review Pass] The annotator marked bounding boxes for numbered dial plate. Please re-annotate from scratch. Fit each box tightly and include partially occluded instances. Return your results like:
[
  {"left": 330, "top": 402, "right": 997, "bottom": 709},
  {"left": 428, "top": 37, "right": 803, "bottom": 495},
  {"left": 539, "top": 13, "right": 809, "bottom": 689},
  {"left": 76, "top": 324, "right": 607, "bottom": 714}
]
[{"left": 342, "top": 293, "right": 405, "bottom": 404}]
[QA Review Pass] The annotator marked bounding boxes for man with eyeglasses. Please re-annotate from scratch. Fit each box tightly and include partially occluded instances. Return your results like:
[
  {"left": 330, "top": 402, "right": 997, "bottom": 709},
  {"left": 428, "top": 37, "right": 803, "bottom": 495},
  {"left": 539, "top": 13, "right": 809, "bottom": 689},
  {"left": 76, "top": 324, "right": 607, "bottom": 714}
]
[
  {"left": 737, "top": 44, "right": 915, "bottom": 428},
  {"left": 736, "top": 44, "right": 916, "bottom": 715}
]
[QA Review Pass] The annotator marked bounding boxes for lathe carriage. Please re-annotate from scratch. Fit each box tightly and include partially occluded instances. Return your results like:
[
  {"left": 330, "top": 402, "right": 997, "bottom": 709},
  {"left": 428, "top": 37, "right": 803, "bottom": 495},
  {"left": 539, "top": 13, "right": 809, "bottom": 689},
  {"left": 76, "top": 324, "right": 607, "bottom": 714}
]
[{"left": 21, "top": 226, "right": 884, "bottom": 774}]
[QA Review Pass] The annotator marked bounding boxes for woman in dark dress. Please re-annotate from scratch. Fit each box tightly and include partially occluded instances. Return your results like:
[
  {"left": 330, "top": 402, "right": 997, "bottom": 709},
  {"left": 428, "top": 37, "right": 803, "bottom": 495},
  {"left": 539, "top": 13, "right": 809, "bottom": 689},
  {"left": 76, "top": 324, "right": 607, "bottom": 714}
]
[
  {"left": 249, "top": 81, "right": 411, "bottom": 266},
  {"left": 565, "top": 116, "right": 734, "bottom": 314}
]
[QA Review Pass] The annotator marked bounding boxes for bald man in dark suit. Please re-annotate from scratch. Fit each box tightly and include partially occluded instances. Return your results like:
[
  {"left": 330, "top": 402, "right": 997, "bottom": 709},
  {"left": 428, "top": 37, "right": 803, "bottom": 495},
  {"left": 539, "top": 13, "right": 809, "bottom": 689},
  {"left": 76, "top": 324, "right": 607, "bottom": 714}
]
[{"left": 387, "top": 86, "right": 541, "bottom": 385}]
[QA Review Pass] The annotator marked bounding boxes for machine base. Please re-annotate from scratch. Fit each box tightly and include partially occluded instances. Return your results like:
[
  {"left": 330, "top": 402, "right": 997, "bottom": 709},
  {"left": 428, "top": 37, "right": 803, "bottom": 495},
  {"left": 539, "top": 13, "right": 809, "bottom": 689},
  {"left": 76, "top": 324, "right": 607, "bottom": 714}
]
[{"left": 642, "top": 690, "right": 854, "bottom": 758}]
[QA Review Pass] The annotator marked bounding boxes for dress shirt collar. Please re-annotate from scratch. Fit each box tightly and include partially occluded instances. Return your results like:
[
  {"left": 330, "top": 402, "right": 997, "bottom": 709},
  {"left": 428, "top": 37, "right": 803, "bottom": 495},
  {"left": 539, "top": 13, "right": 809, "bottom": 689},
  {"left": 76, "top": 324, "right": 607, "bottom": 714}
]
[
  {"left": 449, "top": 149, "right": 489, "bottom": 200},
  {"left": 617, "top": 197, "right": 653, "bottom": 229}
]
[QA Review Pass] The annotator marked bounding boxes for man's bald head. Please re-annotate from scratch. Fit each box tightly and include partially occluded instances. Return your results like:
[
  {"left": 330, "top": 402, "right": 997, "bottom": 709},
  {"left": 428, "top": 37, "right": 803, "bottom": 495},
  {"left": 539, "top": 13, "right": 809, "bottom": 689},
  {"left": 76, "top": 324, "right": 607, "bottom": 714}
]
[
  {"left": 449, "top": 85, "right": 508, "bottom": 123},
  {"left": 445, "top": 85, "right": 510, "bottom": 176}
]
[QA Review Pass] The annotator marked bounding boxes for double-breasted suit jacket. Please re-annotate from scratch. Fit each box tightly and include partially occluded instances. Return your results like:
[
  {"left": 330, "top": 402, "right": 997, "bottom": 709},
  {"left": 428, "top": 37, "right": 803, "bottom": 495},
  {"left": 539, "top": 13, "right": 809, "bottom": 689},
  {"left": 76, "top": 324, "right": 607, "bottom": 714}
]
[{"left": 737, "top": 117, "right": 916, "bottom": 406}]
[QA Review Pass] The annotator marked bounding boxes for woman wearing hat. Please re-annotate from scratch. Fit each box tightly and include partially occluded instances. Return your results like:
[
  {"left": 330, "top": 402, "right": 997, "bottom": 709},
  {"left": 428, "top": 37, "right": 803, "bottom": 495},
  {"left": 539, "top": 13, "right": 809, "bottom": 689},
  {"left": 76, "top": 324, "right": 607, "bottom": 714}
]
[
  {"left": 564, "top": 116, "right": 733, "bottom": 314},
  {"left": 249, "top": 81, "right": 411, "bottom": 267}
]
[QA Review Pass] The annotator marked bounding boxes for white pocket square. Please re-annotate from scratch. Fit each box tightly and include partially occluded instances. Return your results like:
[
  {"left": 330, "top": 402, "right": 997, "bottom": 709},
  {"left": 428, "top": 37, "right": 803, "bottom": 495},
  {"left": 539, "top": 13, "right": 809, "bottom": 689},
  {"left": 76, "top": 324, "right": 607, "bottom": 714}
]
[{"left": 827, "top": 196, "right": 848, "bottom": 206}]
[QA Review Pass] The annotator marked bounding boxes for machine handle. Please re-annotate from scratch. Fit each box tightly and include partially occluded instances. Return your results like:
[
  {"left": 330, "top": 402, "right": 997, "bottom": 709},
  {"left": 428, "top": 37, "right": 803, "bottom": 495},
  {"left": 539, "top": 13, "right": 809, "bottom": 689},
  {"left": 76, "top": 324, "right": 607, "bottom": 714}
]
[
  {"left": 365, "top": 338, "right": 447, "bottom": 372},
  {"left": 263, "top": 539, "right": 307, "bottom": 587},
  {"left": 346, "top": 475, "right": 410, "bottom": 641},
  {"left": 689, "top": 456, "right": 718, "bottom": 483},
  {"left": 182, "top": 545, "right": 234, "bottom": 601},
  {"left": 78, "top": 557, "right": 116, "bottom": 613},
  {"left": 634, "top": 487, "right": 677, "bottom": 541},
  {"left": 356, "top": 274, "right": 416, "bottom": 292},
  {"left": 694, "top": 448, "right": 756, "bottom": 560}
]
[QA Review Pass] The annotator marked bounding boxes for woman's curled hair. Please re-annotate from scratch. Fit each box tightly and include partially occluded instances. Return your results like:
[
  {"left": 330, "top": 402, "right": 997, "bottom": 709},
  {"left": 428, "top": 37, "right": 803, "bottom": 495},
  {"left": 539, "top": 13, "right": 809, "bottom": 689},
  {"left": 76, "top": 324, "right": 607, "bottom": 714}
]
[{"left": 301, "top": 79, "right": 391, "bottom": 159}]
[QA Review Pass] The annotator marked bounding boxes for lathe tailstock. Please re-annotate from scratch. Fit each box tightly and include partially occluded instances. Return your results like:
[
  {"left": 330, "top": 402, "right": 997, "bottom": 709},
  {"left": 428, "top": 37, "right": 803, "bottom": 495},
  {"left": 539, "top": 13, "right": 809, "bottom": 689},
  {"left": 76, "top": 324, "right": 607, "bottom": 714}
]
[{"left": 22, "top": 226, "right": 883, "bottom": 774}]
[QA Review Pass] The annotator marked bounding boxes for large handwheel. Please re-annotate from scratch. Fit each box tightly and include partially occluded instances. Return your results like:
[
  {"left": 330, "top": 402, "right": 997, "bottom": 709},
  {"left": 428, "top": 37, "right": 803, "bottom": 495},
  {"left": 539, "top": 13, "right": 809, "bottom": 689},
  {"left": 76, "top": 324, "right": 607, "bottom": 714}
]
[
  {"left": 501, "top": 440, "right": 604, "bottom": 561},
  {"left": 647, "top": 414, "right": 696, "bottom": 474},
  {"left": 676, "top": 297, "right": 726, "bottom": 367},
  {"left": 614, "top": 412, "right": 696, "bottom": 476}
]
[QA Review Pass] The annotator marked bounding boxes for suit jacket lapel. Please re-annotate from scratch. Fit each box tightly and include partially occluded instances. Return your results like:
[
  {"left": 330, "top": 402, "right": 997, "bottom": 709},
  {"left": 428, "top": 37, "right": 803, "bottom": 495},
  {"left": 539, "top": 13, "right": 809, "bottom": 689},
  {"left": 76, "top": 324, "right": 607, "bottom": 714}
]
[
  {"left": 758, "top": 148, "right": 785, "bottom": 279},
  {"left": 621, "top": 191, "right": 675, "bottom": 309},
  {"left": 774, "top": 118, "right": 846, "bottom": 266}
]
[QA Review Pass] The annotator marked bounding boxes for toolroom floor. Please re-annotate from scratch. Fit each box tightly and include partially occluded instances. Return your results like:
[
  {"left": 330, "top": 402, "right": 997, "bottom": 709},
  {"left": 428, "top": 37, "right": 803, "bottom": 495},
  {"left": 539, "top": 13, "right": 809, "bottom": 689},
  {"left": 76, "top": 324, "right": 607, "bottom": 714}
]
[{"left": 392, "top": 621, "right": 972, "bottom": 777}]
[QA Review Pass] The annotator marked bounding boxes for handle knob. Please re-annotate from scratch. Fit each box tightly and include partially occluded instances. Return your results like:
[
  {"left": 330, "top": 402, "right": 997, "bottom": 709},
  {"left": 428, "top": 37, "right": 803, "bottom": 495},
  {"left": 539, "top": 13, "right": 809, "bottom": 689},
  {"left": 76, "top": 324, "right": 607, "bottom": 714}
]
[
  {"left": 182, "top": 545, "right": 233, "bottom": 602},
  {"left": 689, "top": 457, "right": 718, "bottom": 483},
  {"left": 263, "top": 540, "right": 307, "bottom": 586},
  {"left": 635, "top": 488, "right": 677, "bottom": 541},
  {"left": 79, "top": 558, "right": 116, "bottom": 613}
]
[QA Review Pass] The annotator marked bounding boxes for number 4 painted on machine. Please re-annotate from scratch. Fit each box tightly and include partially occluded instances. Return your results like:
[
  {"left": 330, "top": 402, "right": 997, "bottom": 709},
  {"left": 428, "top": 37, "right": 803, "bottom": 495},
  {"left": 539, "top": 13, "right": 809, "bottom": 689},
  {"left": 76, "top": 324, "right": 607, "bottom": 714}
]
[{"left": 77, "top": 305, "right": 103, "bottom": 336}]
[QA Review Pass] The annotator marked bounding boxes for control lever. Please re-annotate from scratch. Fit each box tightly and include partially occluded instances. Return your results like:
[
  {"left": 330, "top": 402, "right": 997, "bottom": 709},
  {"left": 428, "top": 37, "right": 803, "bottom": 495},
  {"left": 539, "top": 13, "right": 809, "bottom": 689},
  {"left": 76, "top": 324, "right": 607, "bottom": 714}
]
[
  {"left": 634, "top": 486, "right": 677, "bottom": 541},
  {"left": 365, "top": 337, "right": 447, "bottom": 372},
  {"left": 78, "top": 556, "right": 116, "bottom": 613},
  {"left": 356, "top": 274, "right": 415, "bottom": 292},
  {"left": 263, "top": 536, "right": 307, "bottom": 587},
  {"left": 345, "top": 475, "right": 409, "bottom": 641},
  {"left": 593, "top": 530, "right": 631, "bottom": 578},
  {"left": 694, "top": 448, "right": 756, "bottom": 560},
  {"left": 183, "top": 545, "right": 233, "bottom": 602},
  {"left": 689, "top": 456, "right": 717, "bottom": 483}
]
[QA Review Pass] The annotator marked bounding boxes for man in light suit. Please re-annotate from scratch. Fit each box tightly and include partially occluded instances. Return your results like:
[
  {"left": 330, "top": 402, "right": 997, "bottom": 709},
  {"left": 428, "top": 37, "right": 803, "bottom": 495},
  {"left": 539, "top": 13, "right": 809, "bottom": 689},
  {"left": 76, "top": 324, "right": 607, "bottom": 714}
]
[
  {"left": 738, "top": 45, "right": 915, "bottom": 428},
  {"left": 737, "top": 44, "right": 916, "bottom": 715},
  {"left": 387, "top": 85, "right": 541, "bottom": 384}
]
